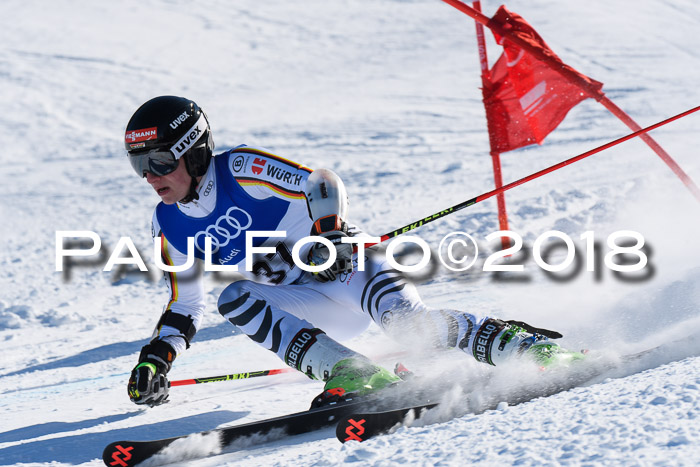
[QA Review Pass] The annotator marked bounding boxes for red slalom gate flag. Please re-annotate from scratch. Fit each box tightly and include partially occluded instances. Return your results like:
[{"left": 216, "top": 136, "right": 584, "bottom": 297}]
[{"left": 483, "top": 6, "right": 604, "bottom": 153}]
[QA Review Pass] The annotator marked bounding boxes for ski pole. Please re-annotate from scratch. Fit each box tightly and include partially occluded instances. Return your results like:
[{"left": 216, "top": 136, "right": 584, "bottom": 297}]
[
  {"left": 168, "top": 350, "right": 411, "bottom": 388},
  {"left": 371, "top": 104, "right": 700, "bottom": 245},
  {"left": 169, "top": 368, "right": 295, "bottom": 387}
]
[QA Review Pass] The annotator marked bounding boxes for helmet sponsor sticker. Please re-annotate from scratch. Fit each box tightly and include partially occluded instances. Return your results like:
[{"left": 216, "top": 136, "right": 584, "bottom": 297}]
[
  {"left": 125, "top": 127, "right": 158, "bottom": 143},
  {"left": 171, "top": 114, "right": 208, "bottom": 158},
  {"left": 169, "top": 111, "right": 190, "bottom": 130}
]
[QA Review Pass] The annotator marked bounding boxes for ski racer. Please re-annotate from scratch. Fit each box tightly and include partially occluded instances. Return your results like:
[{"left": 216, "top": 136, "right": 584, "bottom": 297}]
[{"left": 124, "top": 96, "right": 578, "bottom": 407}]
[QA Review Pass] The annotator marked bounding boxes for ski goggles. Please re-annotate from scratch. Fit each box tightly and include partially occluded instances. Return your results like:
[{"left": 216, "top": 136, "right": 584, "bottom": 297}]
[
  {"left": 127, "top": 113, "right": 211, "bottom": 177},
  {"left": 128, "top": 148, "right": 180, "bottom": 178}
]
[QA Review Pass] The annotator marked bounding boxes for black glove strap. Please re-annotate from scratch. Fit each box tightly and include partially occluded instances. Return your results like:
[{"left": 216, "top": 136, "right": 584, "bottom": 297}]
[
  {"left": 139, "top": 339, "right": 176, "bottom": 373},
  {"left": 155, "top": 310, "right": 197, "bottom": 348}
]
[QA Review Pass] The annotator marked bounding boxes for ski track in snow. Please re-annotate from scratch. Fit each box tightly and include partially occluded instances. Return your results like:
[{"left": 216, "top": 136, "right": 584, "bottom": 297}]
[{"left": 1, "top": 0, "right": 699, "bottom": 466}]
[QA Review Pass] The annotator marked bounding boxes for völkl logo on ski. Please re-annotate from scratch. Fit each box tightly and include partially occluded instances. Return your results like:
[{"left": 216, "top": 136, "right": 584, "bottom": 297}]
[
  {"left": 108, "top": 444, "right": 134, "bottom": 467},
  {"left": 344, "top": 418, "right": 366, "bottom": 442}
]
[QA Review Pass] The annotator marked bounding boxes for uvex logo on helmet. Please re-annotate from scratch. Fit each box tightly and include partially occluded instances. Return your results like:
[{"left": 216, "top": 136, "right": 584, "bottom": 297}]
[
  {"left": 171, "top": 113, "right": 208, "bottom": 157},
  {"left": 169, "top": 111, "right": 190, "bottom": 129},
  {"left": 125, "top": 127, "right": 157, "bottom": 143}
]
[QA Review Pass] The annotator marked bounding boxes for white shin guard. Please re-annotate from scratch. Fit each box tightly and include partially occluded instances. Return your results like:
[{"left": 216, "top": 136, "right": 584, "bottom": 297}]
[{"left": 284, "top": 328, "right": 366, "bottom": 381}]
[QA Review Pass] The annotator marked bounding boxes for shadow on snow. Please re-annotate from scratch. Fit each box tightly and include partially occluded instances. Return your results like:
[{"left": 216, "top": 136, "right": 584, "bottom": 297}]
[
  {"left": 0, "top": 410, "right": 248, "bottom": 465},
  {"left": 1, "top": 322, "right": 239, "bottom": 378}
]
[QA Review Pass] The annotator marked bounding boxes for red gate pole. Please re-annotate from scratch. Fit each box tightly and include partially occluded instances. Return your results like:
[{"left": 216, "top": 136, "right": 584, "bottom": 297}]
[{"left": 473, "top": 1, "right": 510, "bottom": 249}]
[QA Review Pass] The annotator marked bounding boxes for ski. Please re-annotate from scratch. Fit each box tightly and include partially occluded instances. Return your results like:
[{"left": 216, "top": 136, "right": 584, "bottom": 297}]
[
  {"left": 102, "top": 394, "right": 410, "bottom": 467},
  {"left": 336, "top": 402, "right": 439, "bottom": 443},
  {"left": 334, "top": 341, "right": 690, "bottom": 444}
]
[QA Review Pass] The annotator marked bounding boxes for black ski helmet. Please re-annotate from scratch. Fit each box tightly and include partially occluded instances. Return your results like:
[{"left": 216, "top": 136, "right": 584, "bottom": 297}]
[{"left": 124, "top": 96, "right": 214, "bottom": 178}]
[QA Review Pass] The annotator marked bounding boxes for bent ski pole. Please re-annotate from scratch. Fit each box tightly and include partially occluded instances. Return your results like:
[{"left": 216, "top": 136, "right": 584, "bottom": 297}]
[
  {"left": 168, "top": 350, "right": 411, "bottom": 388},
  {"left": 170, "top": 368, "right": 295, "bottom": 387},
  {"left": 373, "top": 104, "right": 700, "bottom": 244}
]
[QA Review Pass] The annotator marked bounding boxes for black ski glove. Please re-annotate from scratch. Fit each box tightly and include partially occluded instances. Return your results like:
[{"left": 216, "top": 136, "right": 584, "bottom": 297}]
[
  {"left": 309, "top": 230, "right": 353, "bottom": 282},
  {"left": 128, "top": 339, "right": 176, "bottom": 407}
]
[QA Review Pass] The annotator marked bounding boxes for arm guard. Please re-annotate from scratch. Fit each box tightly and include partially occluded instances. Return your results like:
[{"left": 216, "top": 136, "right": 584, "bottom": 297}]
[{"left": 305, "top": 168, "right": 349, "bottom": 234}]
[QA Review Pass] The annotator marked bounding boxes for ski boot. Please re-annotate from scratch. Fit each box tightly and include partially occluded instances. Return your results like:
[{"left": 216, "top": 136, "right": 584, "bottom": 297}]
[
  {"left": 474, "top": 319, "right": 586, "bottom": 368},
  {"left": 526, "top": 342, "right": 587, "bottom": 368},
  {"left": 310, "top": 357, "right": 402, "bottom": 408}
]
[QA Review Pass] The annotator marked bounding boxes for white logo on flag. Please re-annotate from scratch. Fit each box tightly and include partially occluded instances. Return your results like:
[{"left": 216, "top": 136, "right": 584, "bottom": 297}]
[{"left": 520, "top": 81, "right": 548, "bottom": 116}]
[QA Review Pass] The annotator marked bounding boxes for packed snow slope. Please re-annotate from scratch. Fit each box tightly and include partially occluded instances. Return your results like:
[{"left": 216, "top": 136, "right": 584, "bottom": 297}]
[{"left": 1, "top": 0, "right": 700, "bottom": 465}]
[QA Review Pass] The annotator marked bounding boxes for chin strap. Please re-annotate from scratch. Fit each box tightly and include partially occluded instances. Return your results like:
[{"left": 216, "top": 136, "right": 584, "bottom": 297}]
[
  {"left": 179, "top": 176, "right": 200, "bottom": 204},
  {"left": 178, "top": 154, "right": 206, "bottom": 204}
]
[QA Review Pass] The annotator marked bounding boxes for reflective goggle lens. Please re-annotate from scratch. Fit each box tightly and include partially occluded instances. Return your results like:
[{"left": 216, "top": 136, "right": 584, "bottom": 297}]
[{"left": 128, "top": 149, "right": 178, "bottom": 177}]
